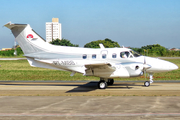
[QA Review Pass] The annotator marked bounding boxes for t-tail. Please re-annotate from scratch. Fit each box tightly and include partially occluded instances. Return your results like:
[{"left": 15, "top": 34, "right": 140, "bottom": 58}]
[{"left": 4, "top": 22, "right": 47, "bottom": 55}]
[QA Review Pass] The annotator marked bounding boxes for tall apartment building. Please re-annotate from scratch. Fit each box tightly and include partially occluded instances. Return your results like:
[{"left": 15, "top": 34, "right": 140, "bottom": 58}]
[{"left": 46, "top": 18, "right": 62, "bottom": 43}]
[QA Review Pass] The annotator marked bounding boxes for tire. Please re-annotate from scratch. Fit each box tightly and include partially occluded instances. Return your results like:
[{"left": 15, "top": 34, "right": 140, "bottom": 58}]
[
  {"left": 107, "top": 79, "right": 114, "bottom": 85},
  {"left": 98, "top": 81, "right": 107, "bottom": 89},
  {"left": 144, "top": 81, "right": 150, "bottom": 87}
]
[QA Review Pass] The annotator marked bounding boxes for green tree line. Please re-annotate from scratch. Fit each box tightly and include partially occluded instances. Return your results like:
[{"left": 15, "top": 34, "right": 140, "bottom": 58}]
[
  {"left": 0, "top": 46, "right": 23, "bottom": 57},
  {"left": 50, "top": 38, "right": 79, "bottom": 47},
  {"left": 1, "top": 38, "right": 180, "bottom": 57},
  {"left": 84, "top": 38, "right": 120, "bottom": 48},
  {"left": 131, "top": 44, "right": 180, "bottom": 57}
]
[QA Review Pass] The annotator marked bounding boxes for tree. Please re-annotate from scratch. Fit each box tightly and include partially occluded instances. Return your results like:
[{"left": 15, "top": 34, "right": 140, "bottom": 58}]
[
  {"left": 15, "top": 46, "right": 23, "bottom": 56},
  {"left": 131, "top": 44, "right": 168, "bottom": 56},
  {"left": 141, "top": 44, "right": 167, "bottom": 56},
  {"left": 84, "top": 38, "right": 120, "bottom": 48},
  {"left": 50, "top": 38, "right": 79, "bottom": 47}
]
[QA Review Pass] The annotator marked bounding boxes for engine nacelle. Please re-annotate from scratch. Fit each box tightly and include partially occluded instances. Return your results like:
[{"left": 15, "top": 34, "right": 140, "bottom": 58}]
[{"left": 121, "top": 63, "right": 145, "bottom": 77}]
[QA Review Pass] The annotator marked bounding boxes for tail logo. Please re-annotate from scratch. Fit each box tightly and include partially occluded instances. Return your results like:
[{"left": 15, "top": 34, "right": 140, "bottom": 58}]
[{"left": 27, "top": 34, "right": 33, "bottom": 38}]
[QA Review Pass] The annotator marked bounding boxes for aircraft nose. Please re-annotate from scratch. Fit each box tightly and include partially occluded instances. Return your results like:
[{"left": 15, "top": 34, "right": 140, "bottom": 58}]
[
  {"left": 160, "top": 60, "right": 179, "bottom": 71},
  {"left": 169, "top": 62, "right": 178, "bottom": 70},
  {"left": 145, "top": 57, "right": 179, "bottom": 72}
]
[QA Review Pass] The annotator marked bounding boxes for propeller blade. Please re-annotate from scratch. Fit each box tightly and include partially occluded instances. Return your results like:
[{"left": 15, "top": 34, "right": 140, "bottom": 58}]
[
  {"left": 144, "top": 56, "right": 146, "bottom": 64},
  {"left": 144, "top": 69, "right": 146, "bottom": 81},
  {"left": 143, "top": 57, "right": 151, "bottom": 69}
]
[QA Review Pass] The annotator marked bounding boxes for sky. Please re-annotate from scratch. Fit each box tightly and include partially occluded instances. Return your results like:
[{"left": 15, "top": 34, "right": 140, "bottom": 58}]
[{"left": 0, "top": 0, "right": 180, "bottom": 49}]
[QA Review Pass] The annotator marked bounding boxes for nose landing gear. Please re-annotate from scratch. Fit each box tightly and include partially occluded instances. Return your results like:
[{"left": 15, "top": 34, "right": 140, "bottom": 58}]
[
  {"left": 144, "top": 74, "right": 153, "bottom": 87},
  {"left": 144, "top": 81, "right": 150, "bottom": 87}
]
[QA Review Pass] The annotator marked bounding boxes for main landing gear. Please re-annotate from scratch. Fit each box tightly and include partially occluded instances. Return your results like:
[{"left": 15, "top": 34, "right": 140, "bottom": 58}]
[
  {"left": 144, "top": 74, "right": 154, "bottom": 87},
  {"left": 98, "top": 78, "right": 114, "bottom": 89}
]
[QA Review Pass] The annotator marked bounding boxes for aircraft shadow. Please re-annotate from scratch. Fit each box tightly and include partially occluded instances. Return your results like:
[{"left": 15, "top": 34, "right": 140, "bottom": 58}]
[
  {"left": 66, "top": 82, "right": 98, "bottom": 92},
  {"left": 66, "top": 82, "right": 145, "bottom": 92}
]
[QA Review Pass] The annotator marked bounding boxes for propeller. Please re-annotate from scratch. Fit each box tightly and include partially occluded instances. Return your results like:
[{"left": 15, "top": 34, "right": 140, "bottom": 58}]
[
  {"left": 142, "top": 56, "right": 145, "bottom": 80},
  {"left": 143, "top": 56, "right": 151, "bottom": 79}
]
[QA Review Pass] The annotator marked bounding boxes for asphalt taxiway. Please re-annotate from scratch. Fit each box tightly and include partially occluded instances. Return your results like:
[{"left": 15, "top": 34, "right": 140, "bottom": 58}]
[
  {"left": 0, "top": 81, "right": 180, "bottom": 120},
  {"left": 0, "top": 96, "right": 180, "bottom": 120},
  {"left": 0, "top": 81, "right": 180, "bottom": 96}
]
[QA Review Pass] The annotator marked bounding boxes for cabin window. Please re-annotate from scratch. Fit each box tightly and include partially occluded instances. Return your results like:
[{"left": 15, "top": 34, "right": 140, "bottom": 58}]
[
  {"left": 112, "top": 53, "right": 117, "bottom": 58},
  {"left": 120, "top": 51, "right": 130, "bottom": 58},
  {"left": 82, "top": 54, "right": 87, "bottom": 59},
  {"left": 102, "top": 54, "right": 106, "bottom": 59},
  {"left": 92, "top": 54, "right": 96, "bottom": 59}
]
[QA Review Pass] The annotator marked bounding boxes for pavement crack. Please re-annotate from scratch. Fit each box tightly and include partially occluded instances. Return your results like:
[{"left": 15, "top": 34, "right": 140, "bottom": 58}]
[
  {"left": 80, "top": 96, "right": 111, "bottom": 107},
  {"left": 149, "top": 97, "right": 162, "bottom": 110},
  {"left": 114, "top": 105, "right": 121, "bottom": 110},
  {"left": 22, "top": 98, "right": 72, "bottom": 114}
]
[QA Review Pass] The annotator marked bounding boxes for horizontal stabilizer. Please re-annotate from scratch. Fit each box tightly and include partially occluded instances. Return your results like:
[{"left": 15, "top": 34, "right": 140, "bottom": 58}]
[{"left": 4, "top": 22, "right": 27, "bottom": 29}]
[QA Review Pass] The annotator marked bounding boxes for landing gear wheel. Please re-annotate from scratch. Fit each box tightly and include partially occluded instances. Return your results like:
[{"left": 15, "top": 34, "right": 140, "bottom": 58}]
[
  {"left": 144, "top": 81, "right": 150, "bottom": 87},
  {"left": 107, "top": 79, "right": 114, "bottom": 85},
  {"left": 98, "top": 81, "right": 107, "bottom": 89}
]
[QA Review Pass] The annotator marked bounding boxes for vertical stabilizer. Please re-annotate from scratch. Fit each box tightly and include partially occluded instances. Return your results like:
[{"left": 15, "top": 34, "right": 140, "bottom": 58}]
[{"left": 4, "top": 22, "right": 46, "bottom": 54}]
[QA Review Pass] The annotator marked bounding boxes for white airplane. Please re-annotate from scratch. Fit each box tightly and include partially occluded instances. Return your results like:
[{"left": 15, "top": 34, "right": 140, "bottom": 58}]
[{"left": 4, "top": 22, "right": 178, "bottom": 89}]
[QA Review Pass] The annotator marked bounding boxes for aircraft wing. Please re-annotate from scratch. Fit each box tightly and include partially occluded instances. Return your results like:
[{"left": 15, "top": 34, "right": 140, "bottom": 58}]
[
  {"left": 85, "top": 63, "right": 116, "bottom": 77},
  {"left": 85, "top": 63, "right": 114, "bottom": 70}
]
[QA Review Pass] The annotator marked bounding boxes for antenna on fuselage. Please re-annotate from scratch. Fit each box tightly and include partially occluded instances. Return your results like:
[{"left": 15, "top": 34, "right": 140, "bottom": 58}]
[{"left": 99, "top": 43, "right": 105, "bottom": 49}]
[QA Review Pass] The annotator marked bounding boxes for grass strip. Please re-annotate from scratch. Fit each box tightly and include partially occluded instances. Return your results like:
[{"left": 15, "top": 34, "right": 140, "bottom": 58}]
[{"left": 0, "top": 59, "right": 179, "bottom": 81}]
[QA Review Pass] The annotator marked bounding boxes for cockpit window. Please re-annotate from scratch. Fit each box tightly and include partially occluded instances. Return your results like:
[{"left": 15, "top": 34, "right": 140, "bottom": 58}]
[
  {"left": 130, "top": 50, "right": 141, "bottom": 57},
  {"left": 120, "top": 51, "right": 130, "bottom": 58}
]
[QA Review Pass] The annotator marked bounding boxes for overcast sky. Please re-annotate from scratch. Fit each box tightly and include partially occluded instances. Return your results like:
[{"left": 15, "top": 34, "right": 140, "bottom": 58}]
[{"left": 0, "top": 0, "right": 180, "bottom": 49}]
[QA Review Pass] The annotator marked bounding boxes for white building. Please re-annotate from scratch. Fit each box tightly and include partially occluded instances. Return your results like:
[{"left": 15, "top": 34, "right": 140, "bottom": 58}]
[{"left": 46, "top": 18, "right": 62, "bottom": 43}]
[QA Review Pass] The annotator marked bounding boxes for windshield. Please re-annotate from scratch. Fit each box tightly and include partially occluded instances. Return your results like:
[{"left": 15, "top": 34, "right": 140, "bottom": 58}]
[{"left": 130, "top": 50, "right": 141, "bottom": 57}]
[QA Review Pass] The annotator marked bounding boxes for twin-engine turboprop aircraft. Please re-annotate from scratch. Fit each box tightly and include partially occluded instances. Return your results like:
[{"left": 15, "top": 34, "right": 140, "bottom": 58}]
[{"left": 4, "top": 22, "right": 178, "bottom": 89}]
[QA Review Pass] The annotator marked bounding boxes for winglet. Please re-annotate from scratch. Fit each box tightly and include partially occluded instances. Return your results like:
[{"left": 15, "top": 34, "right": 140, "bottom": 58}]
[{"left": 99, "top": 43, "right": 105, "bottom": 49}]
